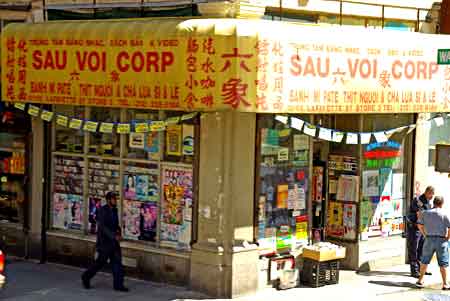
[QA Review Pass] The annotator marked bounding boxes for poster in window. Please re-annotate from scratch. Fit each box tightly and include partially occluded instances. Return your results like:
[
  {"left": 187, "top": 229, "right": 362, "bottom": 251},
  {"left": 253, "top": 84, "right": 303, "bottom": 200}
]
[
  {"left": 379, "top": 168, "right": 393, "bottom": 197},
  {"left": 166, "top": 125, "right": 182, "bottom": 156},
  {"left": 53, "top": 193, "right": 70, "bottom": 230},
  {"left": 295, "top": 215, "right": 308, "bottom": 241},
  {"left": 123, "top": 199, "right": 141, "bottom": 240},
  {"left": 146, "top": 131, "right": 160, "bottom": 160},
  {"left": 68, "top": 194, "right": 83, "bottom": 230},
  {"left": 139, "top": 202, "right": 157, "bottom": 241},
  {"left": 277, "top": 185, "right": 288, "bottom": 209},
  {"left": 392, "top": 173, "right": 405, "bottom": 199},
  {"left": 135, "top": 175, "right": 149, "bottom": 201},
  {"left": 343, "top": 203, "right": 357, "bottom": 240},
  {"left": 161, "top": 165, "right": 193, "bottom": 247},
  {"left": 124, "top": 175, "right": 137, "bottom": 200},
  {"left": 182, "top": 124, "right": 194, "bottom": 156},
  {"left": 88, "top": 197, "right": 102, "bottom": 234},
  {"left": 363, "top": 170, "right": 379, "bottom": 197}
]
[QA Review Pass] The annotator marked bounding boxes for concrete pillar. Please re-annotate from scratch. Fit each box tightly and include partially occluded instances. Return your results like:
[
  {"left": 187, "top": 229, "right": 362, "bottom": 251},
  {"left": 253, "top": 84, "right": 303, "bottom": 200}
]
[
  {"left": 190, "top": 112, "right": 259, "bottom": 298},
  {"left": 29, "top": 118, "right": 44, "bottom": 258}
]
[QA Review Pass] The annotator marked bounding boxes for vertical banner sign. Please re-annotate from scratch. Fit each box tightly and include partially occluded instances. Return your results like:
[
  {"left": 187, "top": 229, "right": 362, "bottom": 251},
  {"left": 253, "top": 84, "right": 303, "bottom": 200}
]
[{"left": 3, "top": 20, "right": 450, "bottom": 113}]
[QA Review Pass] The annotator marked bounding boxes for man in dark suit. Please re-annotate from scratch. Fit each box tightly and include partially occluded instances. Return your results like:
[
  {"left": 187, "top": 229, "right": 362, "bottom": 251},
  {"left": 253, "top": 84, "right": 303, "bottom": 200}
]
[{"left": 82, "top": 192, "right": 129, "bottom": 292}]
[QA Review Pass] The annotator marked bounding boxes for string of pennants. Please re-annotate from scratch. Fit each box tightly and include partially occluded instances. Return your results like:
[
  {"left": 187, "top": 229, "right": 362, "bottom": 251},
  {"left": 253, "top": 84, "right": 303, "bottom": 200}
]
[
  {"left": 12, "top": 103, "right": 198, "bottom": 134},
  {"left": 274, "top": 113, "right": 450, "bottom": 145}
]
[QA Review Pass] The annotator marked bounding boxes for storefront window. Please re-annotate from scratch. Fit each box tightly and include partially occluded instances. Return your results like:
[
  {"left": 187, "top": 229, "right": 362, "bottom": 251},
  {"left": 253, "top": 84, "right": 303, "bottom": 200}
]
[
  {"left": 360, "top": 114, "right": 412, "bottom": 239},
  {"left": 88, "top": 108, "right": 120, "bottom": 157},
  {"left": 54, "top": 106, "right": 85, "bottom": 153},
  {"left": 51, "top": 106, "right": 197, "bottom": 251},
  {"left": 256, "top": 115, "right": 310, "bottom": 254}
]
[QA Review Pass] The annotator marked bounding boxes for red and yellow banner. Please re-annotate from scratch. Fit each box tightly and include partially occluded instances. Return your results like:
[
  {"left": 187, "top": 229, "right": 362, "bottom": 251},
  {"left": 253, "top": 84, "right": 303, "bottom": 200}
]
[{"left": 3, "top": 19, "right": 450, "bottom": 113}]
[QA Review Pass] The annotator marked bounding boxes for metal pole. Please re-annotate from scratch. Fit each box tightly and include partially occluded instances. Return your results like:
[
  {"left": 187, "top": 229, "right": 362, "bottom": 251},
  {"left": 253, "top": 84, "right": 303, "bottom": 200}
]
[
  {"left": 381, "top": 5, "right": 385, "bottom": 29},
  {"left": 339, "top": 0, "right": 343, "bottom": 25}
]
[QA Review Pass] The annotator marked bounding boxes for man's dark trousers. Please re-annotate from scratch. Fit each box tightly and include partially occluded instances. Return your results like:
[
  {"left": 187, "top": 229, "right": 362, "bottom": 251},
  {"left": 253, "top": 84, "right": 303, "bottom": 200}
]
[
  {"left": 83, "top": 242, "right": 124, "bottom": 288},
  {"left": 407, "top": 224, "right": 424, "bottom": 275}
]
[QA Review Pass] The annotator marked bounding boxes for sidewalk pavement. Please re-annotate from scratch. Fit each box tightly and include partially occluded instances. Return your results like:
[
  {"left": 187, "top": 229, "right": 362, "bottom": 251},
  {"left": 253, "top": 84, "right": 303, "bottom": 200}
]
[{"left": 1, "top": 257, "right": 450, "bottom": 301}]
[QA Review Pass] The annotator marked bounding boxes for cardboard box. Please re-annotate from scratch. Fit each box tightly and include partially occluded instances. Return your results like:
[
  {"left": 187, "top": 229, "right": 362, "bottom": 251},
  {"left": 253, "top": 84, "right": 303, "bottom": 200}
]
[{"left": 302, "top": 247, "right": 346, "bottom": 262}]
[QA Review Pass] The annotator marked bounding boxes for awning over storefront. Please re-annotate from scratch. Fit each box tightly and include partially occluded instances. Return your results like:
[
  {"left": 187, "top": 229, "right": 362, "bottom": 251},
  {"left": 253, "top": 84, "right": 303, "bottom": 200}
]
[{"left": 2, "top": 18, "right": 450, "bottom": 113}]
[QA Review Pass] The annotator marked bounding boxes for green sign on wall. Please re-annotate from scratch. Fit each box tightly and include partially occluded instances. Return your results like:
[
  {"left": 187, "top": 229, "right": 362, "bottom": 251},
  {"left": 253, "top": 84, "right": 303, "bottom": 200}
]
[{"left": 438, "top": 49, "right": 450, "bottom": 65}]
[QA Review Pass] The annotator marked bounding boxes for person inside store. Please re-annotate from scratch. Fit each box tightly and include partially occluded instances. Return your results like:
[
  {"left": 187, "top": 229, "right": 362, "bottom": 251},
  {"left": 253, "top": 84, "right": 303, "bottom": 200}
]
[
  {"left": 81, "top": 191, "right": 129, "bottom": 292},
  {"left": 415, "top": 196, "right": 450, "bottom": 290},
  {"left": 407, "top": 186, "right": 434, "bottom": 278}
]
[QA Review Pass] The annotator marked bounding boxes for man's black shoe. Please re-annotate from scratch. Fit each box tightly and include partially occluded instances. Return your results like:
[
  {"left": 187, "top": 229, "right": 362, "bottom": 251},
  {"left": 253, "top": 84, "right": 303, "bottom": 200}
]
[
  {"left": 411, "top": 273, "right": 420, "bottom": 278},
  {"left": 425, "top": 272, "right": 432, "bottom": 276},
  {"left": 114, "top": 286, "right": 129, "bottom": 292},
  {"left": 81, "top": 275, "right": 91, "bottom": 289}
]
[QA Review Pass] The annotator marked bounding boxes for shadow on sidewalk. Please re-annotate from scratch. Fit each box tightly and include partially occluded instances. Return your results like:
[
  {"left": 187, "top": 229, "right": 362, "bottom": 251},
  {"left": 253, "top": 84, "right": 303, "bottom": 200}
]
[
  {"left": 368, "top": 280, "right": 417, "bottom": 289},
  {"left": 358, "top": 271, "right": 412, "bottom": 277}
]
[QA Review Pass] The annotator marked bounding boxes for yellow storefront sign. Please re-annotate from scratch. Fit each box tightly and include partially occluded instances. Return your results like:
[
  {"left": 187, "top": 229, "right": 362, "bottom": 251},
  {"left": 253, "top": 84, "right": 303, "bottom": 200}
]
[{"left": 3, "top": 19, "right": 450, "bottom": 113}]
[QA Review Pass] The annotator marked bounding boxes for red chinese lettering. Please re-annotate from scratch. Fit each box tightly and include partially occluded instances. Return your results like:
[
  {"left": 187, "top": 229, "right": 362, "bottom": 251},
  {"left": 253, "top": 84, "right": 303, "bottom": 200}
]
[
  {"left": 221, "top": 48, "right": 253, "bottom": 72},
  {"left": 201, "top": 57, "right": 215, "bottom": 73},
  {"left": 7, "top": 54, "right": 15, "bottom": 68},
  {"left": 255, "top": 76, "right": 269, "bottom": 92},
  {"left": 6, "top": 85, "right": 15, "bottom": 100},
  {"left": 18, "top": 87, "right": 27, "bottom": 100},
  {"left": 70, "top": 70, "right": 80, "bottom": 81},
  {"left": 185, "top": 74, "right": 198, "bottom": 90},
  {"left": 201, "top": 94, "right": 214, "bottom": 107},
  {"left": 184, "top": 92, "right": 198, "bottom": 109},
  {"left": 272, "top": 96, "right": 284, "bottom": 110},
  {"left": 273, "top": 62, "right": 283, "bottom": 74},
  {"left": 187, "top": 54, "right": 197, "bottom": 72},
  {"left": 256, "top": 94, "right": 268, "bottom": 111},
  {"left": 273, "top": 77, "right": 283, "bottom": 93},
  {"left": 18, "top": 55, "right": 26, "bottom": 68},
  {"left": 272, "top": 41, "right": 283, "bottom": 56},
  {"left": 200, "top": 76, "right": 215, "bottom": 89},
  {"left": 187, "top": 38, "right": 199, "bottom": 53},
  {"left": 255, "top": 40, "right": 270, "bottom": 56},
  {"left": 378, "top": 70, "right": 391, "bottom": 88},
  {"left": 110, "top": 70, "right": 120, "bottom": 82},
  {"left": 17, "top": 40, "right": 27, "bottom": 52},
  {"left": 18, "top": 70, "right": 26, "bottom": 84},
  {"left": 257, "top": 58, "right": 269, "bottom": 73},
  {"left": 332, "top": 68, "right": 347, "bottom": 85},
  {"left": 203, "top": 38, "right": 215, "bottom": 55},
  {"left": 221, "top": 78, "right": 250, "bottom": 109},
  {"left": 6, "top": 70, "right": 15, "bottom": 84},
  {"left": 6, "top": 38, "right": 15, "bottom": 52}
]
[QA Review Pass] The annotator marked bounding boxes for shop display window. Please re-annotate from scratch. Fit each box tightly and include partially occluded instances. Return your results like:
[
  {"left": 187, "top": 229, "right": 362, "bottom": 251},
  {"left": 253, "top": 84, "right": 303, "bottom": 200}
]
[
  {"left": 0, "top": 133, "right": 27, "bottom": 223},
  {"left": 50, "top": 106, "right": 197, "bottom": 251},
  {"left": 359, "top": 114, "right": 412, "bottom": 239},
  {"left": 54, "top": 106, "right": 85, "bottom": 153},
  {"left": 256, "top": 115, "right": 311, "bottom": 254},
  {"left": 88, "top": 108, "right": 120, "bottom": 157},
  {"left": 52, "top": 155, "right": 84, "bottom": 231}
]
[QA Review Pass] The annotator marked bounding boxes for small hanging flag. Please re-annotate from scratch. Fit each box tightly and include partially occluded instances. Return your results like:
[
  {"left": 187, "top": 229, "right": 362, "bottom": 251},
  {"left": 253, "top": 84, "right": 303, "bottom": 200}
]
[
  {"left": 14, "top": 103, "right": 26, "bottom": 110},
  {"left": 360, "top": 133, "right": 372, "bottom": 144},
  {"left": 165, "top": 116, "right": 180, "bottom": 125},
  {"left": 291, "top": 117, "right": 304, "bottom": 131},
  {"left": 374, "top": 131, "right": 388, "bottom": 143},
  {"left": 332, "top": 131, "right": 344, "bottom": 143},
  {"left": 279, "top": 128, "right": 291, "bottom": 138},
  {"left": 135, "top": 122, "right": 149, "bottom": 133},
  {"left": 69, "top": 118, "right": 83, "bottom": 130},
  {"left": 150, "top": 121, "right": 166, "bottom": 131},
  {"left": 181, "top": 112, "right": 198, "bottom": 121},
  {"left": 275, "top": 115, "right": 289, "bottom": 124},
  {"left": 83, "top": 121, "right": 98, "bottom": 132},
  {"left": 41, "top": 110, "right": 54, "bottom": 122},
  {"left": 117, "top": 123, "right": 131, "bottom": 134},
  {"left": 56, "top": 115, "right": 69, "bottom": 127},
  {"left": 303, "top": 123, "right": 317, "bottom": 137},
  {"left": 434, "top": 116, "right": 445, "bottom": 127},
  {"left": 318, "top": 127, "right": 333, "bottom": 141},
  {"left": 99, "top": 122, "right": 114, "bottom": 133},
  {"left": 346, "top": 133, "right": 358, "bottom": 145},
  {"left": 28, "top": 105, "right": 40, "bottom": 117}
]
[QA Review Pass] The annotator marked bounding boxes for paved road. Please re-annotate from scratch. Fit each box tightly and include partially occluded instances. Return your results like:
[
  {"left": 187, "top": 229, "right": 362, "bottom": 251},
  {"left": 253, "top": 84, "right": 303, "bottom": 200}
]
[{"left": 1, "top": 258, "right": 450, "bottom": 301}]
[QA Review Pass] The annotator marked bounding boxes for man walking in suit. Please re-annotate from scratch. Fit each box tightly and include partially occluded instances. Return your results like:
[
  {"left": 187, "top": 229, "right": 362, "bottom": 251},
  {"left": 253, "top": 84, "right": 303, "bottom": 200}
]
[{"left": 82, "top": 192, "right": 129, "bottom": 292}]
